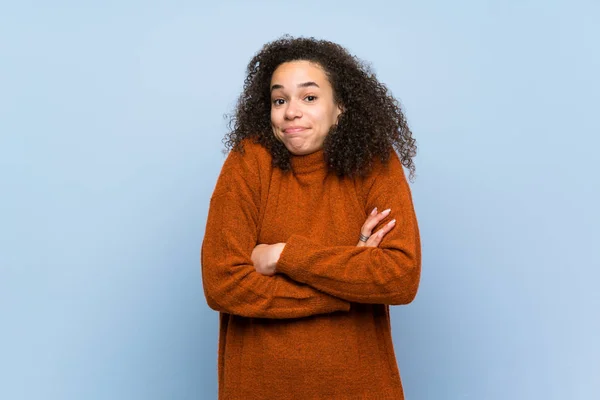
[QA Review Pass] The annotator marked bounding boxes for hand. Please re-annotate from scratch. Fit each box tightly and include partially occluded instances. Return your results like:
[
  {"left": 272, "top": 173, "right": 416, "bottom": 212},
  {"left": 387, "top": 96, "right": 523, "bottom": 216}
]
[
  {"left": 356, "top": 207, "right": 396, "bottom": 247},
  {"left": 251, "top": 243, "right": 286, "bottom": 276}
]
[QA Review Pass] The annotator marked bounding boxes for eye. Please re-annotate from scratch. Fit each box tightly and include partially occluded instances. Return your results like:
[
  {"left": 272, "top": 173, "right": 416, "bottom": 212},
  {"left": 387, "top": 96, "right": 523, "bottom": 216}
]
[
  {"left": 272, "top": 98, "right": 285, "bottom": 106},
  {"left": 305, "top": 95, "right": 317, "bottom": 102}
]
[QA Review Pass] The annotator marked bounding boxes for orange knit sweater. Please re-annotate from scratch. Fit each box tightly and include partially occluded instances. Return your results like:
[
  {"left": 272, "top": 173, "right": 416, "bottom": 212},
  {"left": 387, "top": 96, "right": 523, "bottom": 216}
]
[{"left": 201, "top": 139, "right": 421, "bottom": 399}]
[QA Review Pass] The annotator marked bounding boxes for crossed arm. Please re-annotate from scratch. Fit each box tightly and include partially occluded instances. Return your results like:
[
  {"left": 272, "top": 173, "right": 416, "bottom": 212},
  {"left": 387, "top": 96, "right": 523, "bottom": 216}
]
[
  {"left": 251, "top": 207, "right": 396, "bottom": 276},
  {"left": 201, "top": 149, "right": 420, "bottom": 319}
]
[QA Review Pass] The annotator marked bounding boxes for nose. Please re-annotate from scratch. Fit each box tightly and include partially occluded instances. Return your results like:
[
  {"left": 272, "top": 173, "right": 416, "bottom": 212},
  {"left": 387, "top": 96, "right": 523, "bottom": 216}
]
[{"left": 284, "top": 99, "right": 302, "bottom": 120}]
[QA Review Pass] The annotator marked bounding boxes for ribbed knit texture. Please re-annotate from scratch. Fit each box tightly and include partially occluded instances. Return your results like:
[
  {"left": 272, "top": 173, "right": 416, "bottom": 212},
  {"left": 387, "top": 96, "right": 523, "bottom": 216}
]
[{"left": 201, "top": 139, "right": 421, "bottom": 399}]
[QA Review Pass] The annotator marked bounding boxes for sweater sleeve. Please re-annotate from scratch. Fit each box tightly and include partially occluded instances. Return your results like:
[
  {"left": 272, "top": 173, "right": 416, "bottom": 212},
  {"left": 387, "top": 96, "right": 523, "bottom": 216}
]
[
  {"left": 276, "top": 151, "right": 421, "bottom": 305},
  {"left": 201, "top": 145, "right": 351, "bottom": 319}
]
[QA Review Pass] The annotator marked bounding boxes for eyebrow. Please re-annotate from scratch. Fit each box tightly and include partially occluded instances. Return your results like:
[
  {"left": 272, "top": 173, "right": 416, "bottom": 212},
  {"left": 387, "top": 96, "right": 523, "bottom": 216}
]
[{"left": 270, "top": 81, "right": 320, "bottom": 92}]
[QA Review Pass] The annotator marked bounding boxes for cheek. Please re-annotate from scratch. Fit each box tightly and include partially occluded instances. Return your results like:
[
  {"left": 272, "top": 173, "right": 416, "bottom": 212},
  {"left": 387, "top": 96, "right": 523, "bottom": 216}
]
[
  {"left": 270, "top": 111, "right": 282, "bottom": 139},
  {"left": 315, "top": 109, "right": 335, "bottom": 132},
  {"left": 270, "top": 109, "right": 282, "bottom": 126}
]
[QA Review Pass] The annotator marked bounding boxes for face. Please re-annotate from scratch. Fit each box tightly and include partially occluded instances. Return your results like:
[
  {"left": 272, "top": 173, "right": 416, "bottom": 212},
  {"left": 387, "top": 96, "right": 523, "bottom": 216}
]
[{"left": 270, "top": 60, "right": 343, "bottom": 155}]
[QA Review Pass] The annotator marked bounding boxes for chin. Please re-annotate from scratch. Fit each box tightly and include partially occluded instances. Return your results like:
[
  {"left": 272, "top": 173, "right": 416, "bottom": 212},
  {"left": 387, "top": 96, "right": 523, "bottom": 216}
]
[
  {"left": 283, "top": 140, "right": 320, "bottom": 155},
  {"left": 286, "top": 146, "right": 313, "bottom": 156}
]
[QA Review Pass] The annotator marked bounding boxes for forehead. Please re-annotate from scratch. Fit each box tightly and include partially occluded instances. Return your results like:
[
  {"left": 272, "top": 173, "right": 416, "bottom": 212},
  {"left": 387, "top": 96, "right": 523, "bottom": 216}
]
[{"left": 270, "top": 60, "right": 329, "bottom": 86}]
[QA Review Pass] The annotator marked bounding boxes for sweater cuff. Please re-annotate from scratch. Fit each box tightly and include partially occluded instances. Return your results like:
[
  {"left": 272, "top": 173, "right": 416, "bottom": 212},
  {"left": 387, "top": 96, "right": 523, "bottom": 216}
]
[{"left": 276, "top": 234, "right": 312, "bottom": 283}]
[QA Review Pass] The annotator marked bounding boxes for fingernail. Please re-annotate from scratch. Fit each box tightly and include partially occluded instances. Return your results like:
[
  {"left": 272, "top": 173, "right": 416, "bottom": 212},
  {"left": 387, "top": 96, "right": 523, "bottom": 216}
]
[
  {"left": 371, "top": 207, "right": 377, "bottom": 215},
  {"left": 382, "top": 209, "right": 391, "bottom": 215},
  {"left": 389, "top": 219, "right": 396, "bottom": 225}
]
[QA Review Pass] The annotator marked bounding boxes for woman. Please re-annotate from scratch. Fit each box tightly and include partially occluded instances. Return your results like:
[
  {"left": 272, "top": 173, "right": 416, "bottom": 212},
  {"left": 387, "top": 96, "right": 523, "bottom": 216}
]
[{"left": 201, "top": 36, "right": 421, "bottom": 399}]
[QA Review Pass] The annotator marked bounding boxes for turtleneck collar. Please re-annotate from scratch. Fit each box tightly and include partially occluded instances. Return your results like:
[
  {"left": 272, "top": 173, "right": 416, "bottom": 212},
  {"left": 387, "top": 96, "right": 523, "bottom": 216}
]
[{"left": 289, "top": 148, "right": 327, "bottom": 174}]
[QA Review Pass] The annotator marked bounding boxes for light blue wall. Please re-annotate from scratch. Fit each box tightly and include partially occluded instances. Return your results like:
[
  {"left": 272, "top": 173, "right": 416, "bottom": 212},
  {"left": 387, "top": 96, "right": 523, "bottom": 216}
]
[{"left": 1, "top": 1, "right": 598, "bottom": 399}]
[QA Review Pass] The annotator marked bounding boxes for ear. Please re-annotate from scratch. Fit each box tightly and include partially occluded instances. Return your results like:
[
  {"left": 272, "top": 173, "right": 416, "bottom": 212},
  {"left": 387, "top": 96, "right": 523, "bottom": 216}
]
[{"left": 335, "top": 103, "right": 344, "bottom": 123}]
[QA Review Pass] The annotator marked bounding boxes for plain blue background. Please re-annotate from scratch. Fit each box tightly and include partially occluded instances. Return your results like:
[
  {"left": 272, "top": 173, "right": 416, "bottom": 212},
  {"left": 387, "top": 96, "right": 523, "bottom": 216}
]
[{"left": 1, "top": 1, "right": 598, "bottom": 399}]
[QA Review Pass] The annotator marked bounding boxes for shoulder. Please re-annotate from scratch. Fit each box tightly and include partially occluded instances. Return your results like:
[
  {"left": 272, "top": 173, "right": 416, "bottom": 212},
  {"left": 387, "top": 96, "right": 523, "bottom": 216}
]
[
  {"left": 212, "top": 138, "right": 272, "bottom": 199},
  {"left": 360, "top": 149, "right": 406, "bottom": 185},
  {"left": 224, "top": 138, "right": 273, "bottom": 171},
  {"left": 354, "top": 150, "right": 409, "bottom": 201}
]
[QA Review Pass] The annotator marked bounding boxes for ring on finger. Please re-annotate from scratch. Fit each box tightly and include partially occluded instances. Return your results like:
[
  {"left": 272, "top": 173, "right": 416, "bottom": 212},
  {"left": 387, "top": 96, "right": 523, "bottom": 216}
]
[{"left": 359, "top": 233, "right": 370, "bottom": 242}]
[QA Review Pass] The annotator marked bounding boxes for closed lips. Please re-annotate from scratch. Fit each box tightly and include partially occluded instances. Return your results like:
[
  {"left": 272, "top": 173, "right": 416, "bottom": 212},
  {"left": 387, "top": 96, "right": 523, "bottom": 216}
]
[{"left": 283, "top": 127, "right": 308, "bottom": 133}]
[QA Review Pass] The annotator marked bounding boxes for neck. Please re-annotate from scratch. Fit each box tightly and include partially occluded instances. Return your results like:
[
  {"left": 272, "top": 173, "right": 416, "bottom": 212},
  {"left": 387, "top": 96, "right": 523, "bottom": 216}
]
[{"left": 290, "top": 148, "right": 327, "bottom": 174}]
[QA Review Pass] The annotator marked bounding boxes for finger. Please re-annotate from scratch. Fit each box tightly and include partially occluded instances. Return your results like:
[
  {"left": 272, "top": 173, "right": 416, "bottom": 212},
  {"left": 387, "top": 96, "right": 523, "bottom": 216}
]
[
  {"left": 361, "top": 208, "right": 392, "bottom": 235},
  {"left": 375, "top": 219, "right": 396, "bottom": 238},
  {"left": 365, "top": 219, "right": 396, "bottom": 247},
  {"left": 364, "top": 231, "right": 384, "bottom": 247},
  {"left": 363, "top": 208, "right": 392, "bottom": 233}
]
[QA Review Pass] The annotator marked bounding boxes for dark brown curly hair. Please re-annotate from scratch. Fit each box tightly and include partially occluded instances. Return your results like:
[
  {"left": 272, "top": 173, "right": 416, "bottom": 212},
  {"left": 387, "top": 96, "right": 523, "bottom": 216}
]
[{"left": 224, "top": 35, "right": 417, "bottom": 180}]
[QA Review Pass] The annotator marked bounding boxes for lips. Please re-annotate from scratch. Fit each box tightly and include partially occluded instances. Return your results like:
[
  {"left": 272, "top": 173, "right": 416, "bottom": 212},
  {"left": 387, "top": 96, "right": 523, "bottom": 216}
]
[{"left": 283, "top": 127, "right": 308, "bottom": 134}]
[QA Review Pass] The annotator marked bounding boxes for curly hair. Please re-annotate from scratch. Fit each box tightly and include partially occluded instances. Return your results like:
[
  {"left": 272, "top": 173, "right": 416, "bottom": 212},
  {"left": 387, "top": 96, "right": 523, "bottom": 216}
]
[{"left": 223, "top": 35, "right": 417, "bottom": 180}]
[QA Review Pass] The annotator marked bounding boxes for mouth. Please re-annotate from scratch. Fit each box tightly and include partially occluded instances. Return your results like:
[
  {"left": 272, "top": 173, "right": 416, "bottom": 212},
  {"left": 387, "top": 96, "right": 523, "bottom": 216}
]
[{"left": 283, "top": 127, "right": 308, "bottom": 134}]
